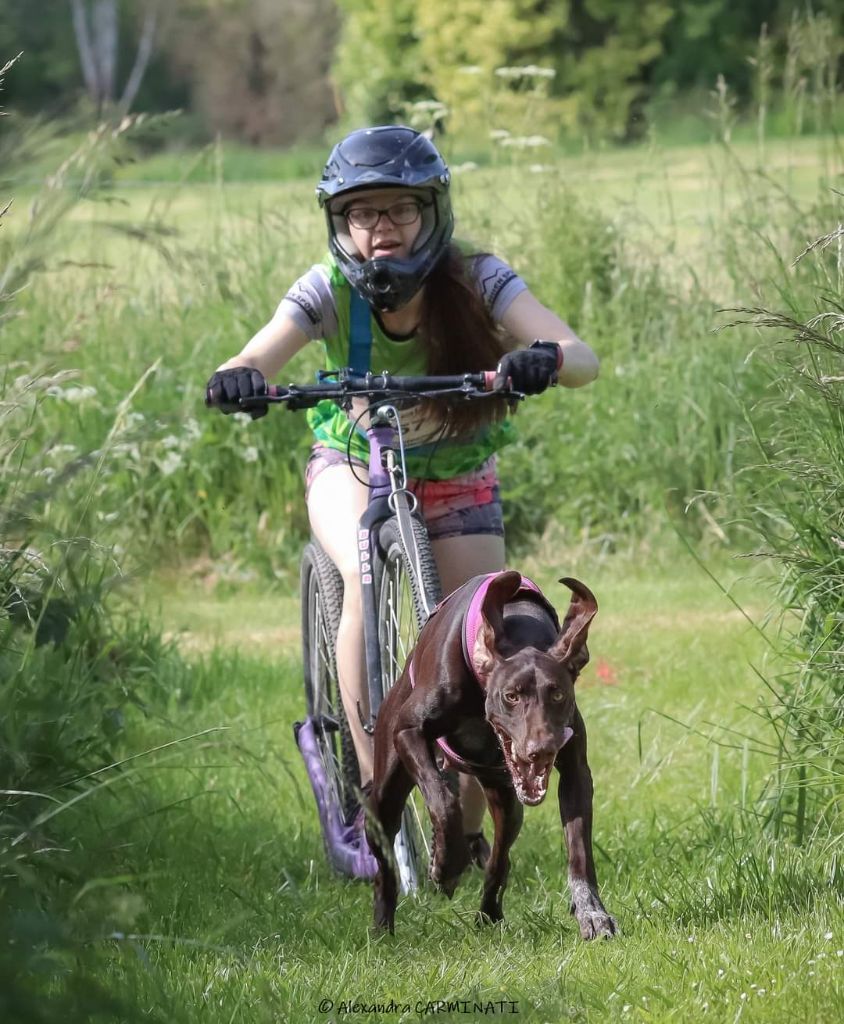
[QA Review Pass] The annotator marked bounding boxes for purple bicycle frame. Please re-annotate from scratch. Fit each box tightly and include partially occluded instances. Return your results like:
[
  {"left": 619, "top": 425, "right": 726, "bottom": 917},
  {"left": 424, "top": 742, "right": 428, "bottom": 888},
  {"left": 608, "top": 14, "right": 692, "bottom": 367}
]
[{"left": 294, "top": 410, "right": 415, "bottom": 881}]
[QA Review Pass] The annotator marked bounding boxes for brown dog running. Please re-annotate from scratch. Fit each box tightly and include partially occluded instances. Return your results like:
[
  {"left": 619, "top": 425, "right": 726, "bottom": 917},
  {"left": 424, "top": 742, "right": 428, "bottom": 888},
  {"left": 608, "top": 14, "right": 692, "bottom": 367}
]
[{"left": 365, "top": 570, "right": 617, "bottom": 939}]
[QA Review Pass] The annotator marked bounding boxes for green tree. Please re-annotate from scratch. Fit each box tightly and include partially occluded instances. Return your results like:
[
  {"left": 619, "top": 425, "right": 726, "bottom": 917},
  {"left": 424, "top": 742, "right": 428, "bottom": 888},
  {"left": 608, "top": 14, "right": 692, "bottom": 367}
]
[
  {"left": 550, "top": 0, "right": 674, "bottom": 140},
  {"left": 417, "top": 0, "right": 566, "bottom": 132},
  {"left": 333, "top": 0, "right": 425, "bottom": 125},
  {"left": 0, "top": 0, "right": 79, "bottom": 113}
]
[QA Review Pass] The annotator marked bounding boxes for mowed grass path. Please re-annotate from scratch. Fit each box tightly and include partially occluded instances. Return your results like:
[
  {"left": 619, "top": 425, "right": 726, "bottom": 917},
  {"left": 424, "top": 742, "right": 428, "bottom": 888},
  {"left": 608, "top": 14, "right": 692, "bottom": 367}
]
[{"left": 90, "top": 554, "right": 844, "bottom": 1023}]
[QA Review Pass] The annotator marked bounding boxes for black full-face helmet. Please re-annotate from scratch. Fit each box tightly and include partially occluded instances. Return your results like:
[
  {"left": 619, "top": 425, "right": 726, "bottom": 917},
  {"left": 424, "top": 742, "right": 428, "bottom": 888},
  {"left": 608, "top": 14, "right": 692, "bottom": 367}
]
[{"left": 316, "top": 125, "right": 454, "bottom": 312}]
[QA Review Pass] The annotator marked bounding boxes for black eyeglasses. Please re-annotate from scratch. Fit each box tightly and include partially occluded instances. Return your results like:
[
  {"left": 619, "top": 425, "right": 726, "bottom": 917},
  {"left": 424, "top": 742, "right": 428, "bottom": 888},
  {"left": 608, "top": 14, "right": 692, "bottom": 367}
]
[{"left": 343, "top": 200, "right": 427, "bottom": 230}]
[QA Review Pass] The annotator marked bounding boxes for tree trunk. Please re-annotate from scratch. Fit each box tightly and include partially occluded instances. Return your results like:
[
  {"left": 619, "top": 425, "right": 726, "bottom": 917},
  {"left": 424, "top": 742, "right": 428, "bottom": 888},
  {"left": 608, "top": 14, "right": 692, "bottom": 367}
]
[
  {"left": 70, "top": 0, "right": 157, "bottom": 119},
  {"left": 70, "top": 0, "right": 101, "bottom": 104},
  {"left": 91, "top": 0, "right": 118, "bottom": 108},
  {"left": 119, "top": 4, "right": 159, "bottom": 117}
]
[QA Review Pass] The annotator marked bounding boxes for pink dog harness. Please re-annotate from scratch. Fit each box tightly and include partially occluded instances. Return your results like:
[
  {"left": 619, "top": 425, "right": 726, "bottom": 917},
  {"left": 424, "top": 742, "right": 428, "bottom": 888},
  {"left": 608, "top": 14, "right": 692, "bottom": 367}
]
[{"left": 407, "top": 571, "right": 551, "bottom": 777}]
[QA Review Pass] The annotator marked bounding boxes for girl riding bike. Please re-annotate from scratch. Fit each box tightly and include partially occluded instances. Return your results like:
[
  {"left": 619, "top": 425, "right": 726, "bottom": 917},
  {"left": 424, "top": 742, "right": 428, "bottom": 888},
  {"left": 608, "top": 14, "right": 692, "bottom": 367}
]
[{"left": 205, "top": 125, "right": 599, "bottom": 873}]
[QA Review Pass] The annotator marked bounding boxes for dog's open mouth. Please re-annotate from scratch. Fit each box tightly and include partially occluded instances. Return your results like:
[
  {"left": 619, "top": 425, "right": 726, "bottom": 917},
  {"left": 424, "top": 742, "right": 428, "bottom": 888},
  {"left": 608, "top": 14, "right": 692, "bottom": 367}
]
[{"left": 493, "top": 727, "right": 574, "bottom": 805}]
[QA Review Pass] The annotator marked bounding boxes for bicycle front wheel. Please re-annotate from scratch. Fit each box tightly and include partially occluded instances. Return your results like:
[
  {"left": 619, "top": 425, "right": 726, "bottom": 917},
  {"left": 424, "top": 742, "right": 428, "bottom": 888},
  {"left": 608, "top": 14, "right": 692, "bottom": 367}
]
[
  {"left": 376, "top": 515, "right": 442, "bottom": 893},
  {"left": 300, "top": 541, "right": 360, "bottom": 826}
]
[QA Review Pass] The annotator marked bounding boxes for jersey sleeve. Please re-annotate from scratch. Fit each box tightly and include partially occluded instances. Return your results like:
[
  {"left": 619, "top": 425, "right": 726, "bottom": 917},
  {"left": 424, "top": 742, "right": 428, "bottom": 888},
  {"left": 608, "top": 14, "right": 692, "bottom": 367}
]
[
  {"left": 275, "top": 265, "right": 338, "bottom": 341},
  {"left": 472, "top": 254, "right": 528, "bottom": 322}
]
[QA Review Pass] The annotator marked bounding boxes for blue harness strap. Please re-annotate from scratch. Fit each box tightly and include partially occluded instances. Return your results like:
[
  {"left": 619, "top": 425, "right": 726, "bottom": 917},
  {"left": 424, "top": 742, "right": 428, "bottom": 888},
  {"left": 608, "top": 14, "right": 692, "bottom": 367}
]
[{"left": 348, "top": 290, "right": 373, "bottom": 373}]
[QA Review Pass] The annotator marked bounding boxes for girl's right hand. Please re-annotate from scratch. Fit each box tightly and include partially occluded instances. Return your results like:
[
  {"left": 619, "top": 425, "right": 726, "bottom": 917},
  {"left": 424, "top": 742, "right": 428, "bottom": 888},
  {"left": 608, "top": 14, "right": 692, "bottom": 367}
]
[{"left": 205, "top": 366, "right": 268, "bottom": 418}]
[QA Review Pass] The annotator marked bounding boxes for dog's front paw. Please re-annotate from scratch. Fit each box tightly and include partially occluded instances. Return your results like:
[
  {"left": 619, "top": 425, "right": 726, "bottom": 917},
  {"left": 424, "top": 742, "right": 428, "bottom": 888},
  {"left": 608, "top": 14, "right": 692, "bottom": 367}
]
[
  {"left": 569, "top": 879, "right": 618, "bottom": 941},
  {"left": 573, "top": 906, "right": 617, "bottom": 940},
  {"left": 430, "top": 836, "right": 471, "bottom": 897}
]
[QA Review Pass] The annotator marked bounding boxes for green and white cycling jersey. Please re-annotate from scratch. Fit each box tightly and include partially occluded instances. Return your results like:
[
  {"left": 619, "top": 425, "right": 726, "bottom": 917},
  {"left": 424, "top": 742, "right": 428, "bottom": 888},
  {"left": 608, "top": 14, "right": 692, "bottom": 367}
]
[{"left": 277, "top": 252, "right": 528, "bottom": 479}]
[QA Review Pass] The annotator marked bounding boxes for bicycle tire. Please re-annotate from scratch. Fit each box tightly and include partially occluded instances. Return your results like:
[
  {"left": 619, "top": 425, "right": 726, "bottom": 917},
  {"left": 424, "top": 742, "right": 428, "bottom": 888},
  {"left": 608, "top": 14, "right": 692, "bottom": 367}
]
[
  {"left": 375, "top": 514, "right": 442, "bottom": 893},
  {"left": 300, "top": 541, "right": 360, "bottom": 825}
]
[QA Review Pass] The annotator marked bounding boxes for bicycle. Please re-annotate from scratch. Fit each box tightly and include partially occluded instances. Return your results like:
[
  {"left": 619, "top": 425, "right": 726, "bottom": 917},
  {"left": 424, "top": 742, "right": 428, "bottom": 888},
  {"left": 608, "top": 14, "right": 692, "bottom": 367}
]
[{"left": 241, "top": 369, "right": 519, "bottom": 893}]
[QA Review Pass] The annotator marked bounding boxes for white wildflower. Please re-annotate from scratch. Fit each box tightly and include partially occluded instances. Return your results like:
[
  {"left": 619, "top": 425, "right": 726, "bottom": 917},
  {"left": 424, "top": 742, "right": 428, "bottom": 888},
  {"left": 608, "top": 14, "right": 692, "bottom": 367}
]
[
  {"left": 452, "top": 162, "right": 478, "bottom": 175},
  {"left": 458, "top": 65, "right": 483, "bottom": 75},
  {"left": 160, "top": 434, "right": 182, "bottom": 450},
  {"left": 183, "top": 418, "right": 202, "bottom": 442},
  {"left": 500, "top": 135, "right": 551, "bottom": 149},
  {"left": 522, "top": 64, "right": 555, "bottom": 79},
  {"left": 158, "top": 451, "right": 184, "bottom": 476},
  {"left": 489, "top": 129, "right": 511, "bottom": 140},
  {"left": 242, "top": 446, "right": 259, "bottom": 464},
  {"left": 494, "top": 64, "right": 555, "bottom": 80},
  {"left": 824, "top": 931, "right": 833, "bottom": 940},
  {"left": 47, "top": 384, "right": 98, "bottom": 403},
  {"left": 47, "top": 444, "right": 78, "bottom": 458},
  {"left": 408, "top": 100, "right": 448, "bottom": 114}
]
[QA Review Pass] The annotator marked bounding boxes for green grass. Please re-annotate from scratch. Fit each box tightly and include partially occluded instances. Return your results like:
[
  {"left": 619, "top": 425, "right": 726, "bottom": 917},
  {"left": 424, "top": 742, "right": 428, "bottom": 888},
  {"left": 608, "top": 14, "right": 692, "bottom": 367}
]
[
  {"left": 30, "top": 553, "right": 832, "bottom": 1023},
  {"left": 3, "top": 110, "right": 843, "bottom": 1021}
]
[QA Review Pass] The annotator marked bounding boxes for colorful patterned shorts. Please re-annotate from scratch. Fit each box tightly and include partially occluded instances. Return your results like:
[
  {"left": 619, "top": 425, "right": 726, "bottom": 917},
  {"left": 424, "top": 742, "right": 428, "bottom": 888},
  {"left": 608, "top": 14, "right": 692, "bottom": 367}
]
[{"left": 304, "top": 444, "right": 504, "bottom": 541}]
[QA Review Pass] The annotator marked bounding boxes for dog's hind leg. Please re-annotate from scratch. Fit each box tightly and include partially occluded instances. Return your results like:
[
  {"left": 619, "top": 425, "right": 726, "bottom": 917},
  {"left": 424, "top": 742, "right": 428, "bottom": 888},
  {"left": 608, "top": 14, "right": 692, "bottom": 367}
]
[
  {"left": 555, "top": 716, "right": 617, "bottom": 940},
  {"left": 367, "top": 750, "right": 415, "bottom": 934},
  {"left": 477, "top": 782, "right": 523, "bottom": 924}
]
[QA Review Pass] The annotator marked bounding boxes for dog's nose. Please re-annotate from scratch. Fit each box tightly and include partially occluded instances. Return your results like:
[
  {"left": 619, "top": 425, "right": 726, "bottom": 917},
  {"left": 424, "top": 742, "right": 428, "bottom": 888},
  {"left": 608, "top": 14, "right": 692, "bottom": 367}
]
[{"left": 525, "top": 737, "right": 556, "bottom": 762}]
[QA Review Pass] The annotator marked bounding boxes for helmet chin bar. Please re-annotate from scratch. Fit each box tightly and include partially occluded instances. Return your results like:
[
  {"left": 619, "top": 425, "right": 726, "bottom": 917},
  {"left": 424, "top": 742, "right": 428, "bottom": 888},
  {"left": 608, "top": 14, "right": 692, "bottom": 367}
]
[{"left": 354, "top": 257, "right": 425, "bottom": 313}]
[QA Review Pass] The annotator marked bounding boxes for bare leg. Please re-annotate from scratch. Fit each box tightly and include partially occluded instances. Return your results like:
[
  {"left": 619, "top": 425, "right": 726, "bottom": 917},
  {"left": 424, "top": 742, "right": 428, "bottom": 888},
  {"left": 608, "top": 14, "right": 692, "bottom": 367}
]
[
  {"left": 307, "top": 463, "right": 373, "bottom": 784},
  {"left": 430, "top": 533, "right": 506, "bottom": 834}
]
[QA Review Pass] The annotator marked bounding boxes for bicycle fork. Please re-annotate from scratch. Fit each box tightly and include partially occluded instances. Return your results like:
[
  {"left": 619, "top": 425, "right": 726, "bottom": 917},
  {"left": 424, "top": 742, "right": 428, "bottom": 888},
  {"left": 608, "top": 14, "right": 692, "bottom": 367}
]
[{"left": 356, "top": 405, "right": 426, "bottom": 734}]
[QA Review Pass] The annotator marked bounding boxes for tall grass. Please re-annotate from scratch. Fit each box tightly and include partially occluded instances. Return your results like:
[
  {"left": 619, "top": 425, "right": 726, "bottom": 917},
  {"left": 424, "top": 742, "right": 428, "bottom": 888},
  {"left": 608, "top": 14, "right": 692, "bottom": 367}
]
[
  {"left": 0, "top": 98, "right": 190, "bottom": 1024},
  {"left": 724, "top": 200, "right": 844, "bottom": 841}
]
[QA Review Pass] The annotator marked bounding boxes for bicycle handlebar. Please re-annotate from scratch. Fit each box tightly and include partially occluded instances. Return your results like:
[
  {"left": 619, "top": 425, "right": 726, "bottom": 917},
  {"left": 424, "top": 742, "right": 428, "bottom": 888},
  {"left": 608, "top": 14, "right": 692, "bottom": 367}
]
[{"left": 240, "top": 369, "right": 522, "bottom": 412}]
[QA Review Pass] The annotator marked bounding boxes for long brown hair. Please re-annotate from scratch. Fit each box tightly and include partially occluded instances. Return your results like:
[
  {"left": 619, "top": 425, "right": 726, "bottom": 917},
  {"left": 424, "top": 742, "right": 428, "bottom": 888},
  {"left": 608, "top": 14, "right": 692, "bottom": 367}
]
[{"left": 418, "top": 243, "right": 513, "bottom": 435}]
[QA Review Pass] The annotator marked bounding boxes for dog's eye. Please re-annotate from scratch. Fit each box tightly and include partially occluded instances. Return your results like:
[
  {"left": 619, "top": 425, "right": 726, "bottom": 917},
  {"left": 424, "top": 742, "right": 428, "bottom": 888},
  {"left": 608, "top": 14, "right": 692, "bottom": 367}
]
[
  {"left": 550, "top": 690, "right": 564, "bottom": 702},
  {"left": 503, "top": 691, "right": 520, "bottom": 705}
]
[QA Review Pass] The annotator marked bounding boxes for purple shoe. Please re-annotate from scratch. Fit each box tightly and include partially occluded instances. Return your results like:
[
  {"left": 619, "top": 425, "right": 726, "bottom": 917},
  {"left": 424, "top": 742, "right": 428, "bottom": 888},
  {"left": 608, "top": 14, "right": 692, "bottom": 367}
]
[{"left": 294, "top": 717, "right": 378, "bottom": 879}]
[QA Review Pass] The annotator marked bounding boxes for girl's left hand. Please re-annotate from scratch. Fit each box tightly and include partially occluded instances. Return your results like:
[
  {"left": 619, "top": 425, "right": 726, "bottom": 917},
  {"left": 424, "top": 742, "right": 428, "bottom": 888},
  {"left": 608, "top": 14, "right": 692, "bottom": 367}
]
[{"left": 494, "top": 342, "right": 559, "bottom": 394}]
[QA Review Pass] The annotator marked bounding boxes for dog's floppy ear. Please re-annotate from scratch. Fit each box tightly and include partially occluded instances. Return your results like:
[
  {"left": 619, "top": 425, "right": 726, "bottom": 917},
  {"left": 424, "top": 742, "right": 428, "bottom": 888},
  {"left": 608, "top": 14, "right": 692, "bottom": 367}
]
[
  {"left": 548, "top": 577, "right": 598, "bottom": 672},
  {"left": 472, "top": 570, "right": 522, "bottom": 683}
]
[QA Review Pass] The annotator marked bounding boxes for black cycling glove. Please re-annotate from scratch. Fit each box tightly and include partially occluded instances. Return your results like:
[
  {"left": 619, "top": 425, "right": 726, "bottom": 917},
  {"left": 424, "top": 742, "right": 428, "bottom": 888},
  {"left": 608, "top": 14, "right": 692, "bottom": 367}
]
[
  {"left": 494, "top": 341, "right": 560, "bottom": 394},
  {"left": 205, "top": 366, "right": 268, "bottom": 419}
]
